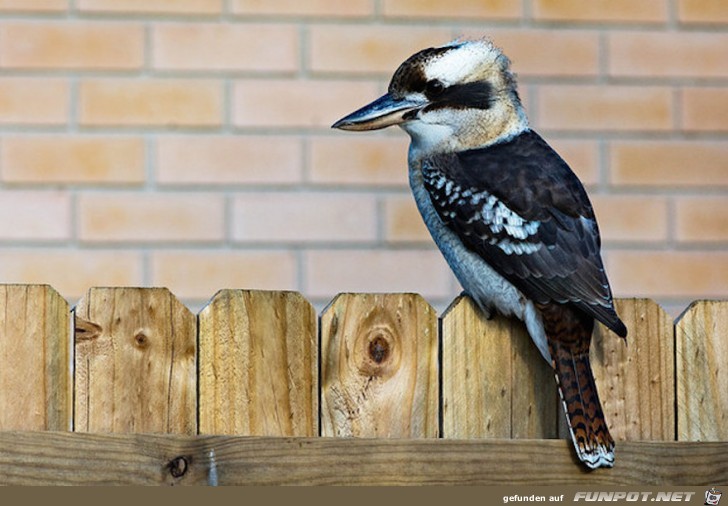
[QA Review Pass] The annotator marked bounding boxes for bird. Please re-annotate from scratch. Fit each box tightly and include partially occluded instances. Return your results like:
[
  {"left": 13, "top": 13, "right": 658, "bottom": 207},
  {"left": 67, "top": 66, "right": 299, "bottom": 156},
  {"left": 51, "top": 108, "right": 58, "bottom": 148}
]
[{"left": 332, "top": 38, "right": 627, "bottom": 469}]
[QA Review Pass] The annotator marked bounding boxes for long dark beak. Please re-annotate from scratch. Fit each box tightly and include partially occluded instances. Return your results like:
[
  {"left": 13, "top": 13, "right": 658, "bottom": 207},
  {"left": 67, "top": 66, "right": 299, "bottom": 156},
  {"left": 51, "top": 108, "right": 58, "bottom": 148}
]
[{"left": 332, "top": 93, "right": 424, "bottom": 131}]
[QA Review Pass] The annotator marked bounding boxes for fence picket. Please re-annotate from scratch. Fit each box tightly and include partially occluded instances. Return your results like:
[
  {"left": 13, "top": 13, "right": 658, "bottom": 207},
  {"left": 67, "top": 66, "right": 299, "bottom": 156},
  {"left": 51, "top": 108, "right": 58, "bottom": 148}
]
[
  {"left": 74, "top": 287, "right": 196, "bottom": 434},
  {"left": 676, "top": 300, "right": 728, "bottom": 441},
  {"left": 591, "top": 298, "right": 675, "bottom": 442},
  {"left": 198, "top": 289, "right": 317, "bottom": 436},
  {"left": 320, "top": 293, "right": 438, "bottom": 437},
  {"left": 0, "top": 285, "right": 70, "bottom": 431},
  {"left": 0, "top": 283, "right": 726, "bottom": 484},
  {"left": 441, "top": 295, "right": 558, "bottom": 439}
]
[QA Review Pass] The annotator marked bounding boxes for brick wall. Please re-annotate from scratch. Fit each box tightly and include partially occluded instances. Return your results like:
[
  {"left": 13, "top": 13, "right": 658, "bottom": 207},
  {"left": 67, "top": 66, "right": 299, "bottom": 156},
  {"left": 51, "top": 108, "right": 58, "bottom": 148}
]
[{"left": 0, "top": 1, "right": 725, "bottom": 317}]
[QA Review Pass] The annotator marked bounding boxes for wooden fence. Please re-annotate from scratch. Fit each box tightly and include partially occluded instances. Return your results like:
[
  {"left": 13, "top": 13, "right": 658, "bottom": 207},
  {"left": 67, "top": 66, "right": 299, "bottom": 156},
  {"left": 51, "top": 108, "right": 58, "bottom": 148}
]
[{"left": 0, "top": 284, "right": 726, "bottom": 485}]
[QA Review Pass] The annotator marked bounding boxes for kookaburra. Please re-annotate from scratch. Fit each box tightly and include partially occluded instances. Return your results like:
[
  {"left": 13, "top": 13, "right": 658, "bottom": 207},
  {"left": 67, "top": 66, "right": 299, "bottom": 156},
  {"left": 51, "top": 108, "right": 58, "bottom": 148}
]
[{"left": 332, "top": 38, "right": 627, "bottom": 469}]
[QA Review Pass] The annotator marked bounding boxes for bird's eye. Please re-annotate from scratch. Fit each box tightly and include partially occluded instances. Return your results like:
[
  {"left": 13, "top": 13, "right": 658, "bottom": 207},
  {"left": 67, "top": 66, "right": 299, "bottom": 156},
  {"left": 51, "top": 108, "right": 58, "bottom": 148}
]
[{"left": 425, "top": 80, "right": 445, "bottom": 98}]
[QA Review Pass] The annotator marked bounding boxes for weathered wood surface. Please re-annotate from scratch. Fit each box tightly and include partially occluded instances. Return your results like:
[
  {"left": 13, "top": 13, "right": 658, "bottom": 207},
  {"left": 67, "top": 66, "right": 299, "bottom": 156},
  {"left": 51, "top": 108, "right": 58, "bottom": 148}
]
[
  {"left": 0, "top": 285, "right": 726, "bottom": 486},
  {"left": 74, "top": 287, "right": 196, "bottom": 434},
  {"left": 0, "top": 285, "right": 70, "bottom": 431},
  {"left": 0, "top": 432, "right": 726, "bottom": 486},
  {"left": 676, "top": 300, "right": 728, "bottom": 441},
  {"left": 198, "top": 289, "right": 317, "bottom": 436},
  {"left": 320, "top": 293, "right": 438, "bottom": 437},
  {"left": 591, "top": 298, "right": 675, "bottom": 441},
  {"left": 441, "top": 296, "right": 558, "bottom": 438}
]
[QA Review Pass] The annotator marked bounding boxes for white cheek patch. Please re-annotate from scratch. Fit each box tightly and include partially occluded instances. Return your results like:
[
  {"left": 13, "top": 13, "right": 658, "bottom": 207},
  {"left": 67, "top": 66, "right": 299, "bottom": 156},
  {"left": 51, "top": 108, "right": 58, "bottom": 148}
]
[{"left": 402, "top": 121, "right": 454, "bottom": 155}]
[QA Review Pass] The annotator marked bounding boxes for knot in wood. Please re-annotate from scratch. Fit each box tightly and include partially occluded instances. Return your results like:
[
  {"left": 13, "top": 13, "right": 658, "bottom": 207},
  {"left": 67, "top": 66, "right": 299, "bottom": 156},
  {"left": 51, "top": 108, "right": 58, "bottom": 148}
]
[
  {"left": 74, "top": 318, "right": 102, "bottom": 341},
  {"left": 356, "top": 325, "right": 400, "bottom": 379},
  {"left": 133, "top": 330, "right": 149, "bottom": 349},
  {"left": 168, "top": 456, "right": 189, "bottom": 478},
  {"left": 368, "top": 335, "right": 390, "bottom": 364}
]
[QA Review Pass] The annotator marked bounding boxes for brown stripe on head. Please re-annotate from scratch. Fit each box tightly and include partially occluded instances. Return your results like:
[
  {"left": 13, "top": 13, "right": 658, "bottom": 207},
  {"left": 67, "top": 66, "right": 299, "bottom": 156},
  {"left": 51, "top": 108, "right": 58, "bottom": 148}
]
[{"left": 388, "top": 45, "right": 452, "bottom": 98}]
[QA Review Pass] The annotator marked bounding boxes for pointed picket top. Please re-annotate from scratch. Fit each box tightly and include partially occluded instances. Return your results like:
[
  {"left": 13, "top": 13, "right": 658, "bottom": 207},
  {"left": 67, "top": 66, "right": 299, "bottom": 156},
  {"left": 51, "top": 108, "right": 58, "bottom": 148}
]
[
  {"left": 320, "top": 293, "right": 438, "bottom": 438},
  {"left": 74, "top": 287, "right": 196, "bottom": 434},
  {"left": 198, "top": 289, "right": 317, "bottom": 436},
  {"left": 676, "top": 300, "right": 728, "bottom": 441},
  {"left": 0, "top": 284, "right": 71, "bottom": 431}
]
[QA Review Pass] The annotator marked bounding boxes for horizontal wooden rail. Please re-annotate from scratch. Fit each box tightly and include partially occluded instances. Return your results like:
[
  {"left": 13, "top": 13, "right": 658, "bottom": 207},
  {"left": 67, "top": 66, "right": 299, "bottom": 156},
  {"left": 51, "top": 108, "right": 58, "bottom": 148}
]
[{"left": 1, "top": 432, "right": 727, "bottom": 486}]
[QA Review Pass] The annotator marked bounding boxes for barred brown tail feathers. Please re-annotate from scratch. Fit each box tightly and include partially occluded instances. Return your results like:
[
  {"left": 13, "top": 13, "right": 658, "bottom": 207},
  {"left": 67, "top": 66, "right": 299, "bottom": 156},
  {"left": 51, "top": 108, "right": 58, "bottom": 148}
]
[{"left": 538, "top": 303, "right": 615, "bottom": 469}]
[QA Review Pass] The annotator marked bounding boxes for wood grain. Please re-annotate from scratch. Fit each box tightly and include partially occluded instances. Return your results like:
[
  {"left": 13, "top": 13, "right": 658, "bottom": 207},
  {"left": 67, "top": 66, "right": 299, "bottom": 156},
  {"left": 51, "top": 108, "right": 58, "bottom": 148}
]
[
  {"left": 441, "top": 295, "right": 558, "bottom": 439},
  {"left": 0, "top": 432, "right": 726, "bottom": 485},
  {"left": 0, "top": 285, "right": 70, "bottom": 431},
  {"left": 198, "top": 289, "right": 317, "bottom": 436},
  {"left": 591, "top": 298, "right": 675, "bottom": 441},
  {"left": 676, "top": 300, "right": 728, "bottom": 441},
  {"left": 320, "top": 293, "right": 438, "bottom": 437},
  {"left": 74, "top": 287, "right": 196, "bottom": 434}
]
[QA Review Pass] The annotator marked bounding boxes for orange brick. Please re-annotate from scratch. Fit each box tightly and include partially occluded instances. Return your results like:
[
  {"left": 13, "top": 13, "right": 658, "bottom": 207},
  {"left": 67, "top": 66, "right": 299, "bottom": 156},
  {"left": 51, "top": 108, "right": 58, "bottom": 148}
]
[
  {"left": 150, "top": 250, "right": 297, "bottom": 300},
  {"left": 233, "top": 79, "right": 378, "bottom": 128},
  {"left": 2, "top": 136, "right": 145, "bottom": 185},
  {"left": 382, "top": 0, "right": 521, "bottom": 19},
  {"left": 0, "top": 23, "right": 143, "bottom": 70},
  {"left": 0, "top": 191, "right": 69, "bottom": 240},
  {"left": 305, "top": 249, "right": 456, "bottom": 299},
  {"left": 383, "top": 195, "right": 431, "bottom": 243},
  {"left": 231, "top": 0, "right": 370, "bottom": 17},
  {"left": 590, "top": 195, "right": 668, "bottom": 243},
  {"left": 606, "top": 251, "right": 728, "bottom": 298},
  {"left": 77, "top": 0, "right": 221, "bottom": 14},
  {"left": 537, "top": 85, "right": 672, "bottom": 132},
  {"left": 232, "top": 192, "right": 377, "bottom": 243},
  {"left": 79, "top": 79, "right": 222, "bottom": 127},
  {"left": 547, "top": 139, "right": 600, "bottom": 186},
  {"left": 0, "top": 0, "right": 65, "bottom": 11},
  {"left": 309, "top": 136, "right": 409, "bottom": 186},
  {"left": 610, "top": 141, "right": 728, "bottom": 187},
  {"left": 682, "top": 87, "right": 728, "bottom": 132},
  {"left": 609, "top": 32, "right": 728, "bottom": 78},
  {"left": 462, "top": 29, "right": 600, "bottom": 77},
  {"left": 78, "top": 193, "right": 224, "bottom": 243},
  {"left": 309, "top": 25, "right": 453, "bottom": 74},
  {"left": 533, "top": 0, "right": 666, "bottom": 22},
  {"left": 675, "top": 197, "right": 728, "bottom": 243},
  {"left": 0, "top": 249, "right": 143, "bottom": 299},
  {"left": 153, "top": 23, "right": 298, "bottom": 72},
  {"left": 678, "top": 0, "right": 728, "bottom": 23},
  {"left": 0, "top": 78, "right": 67, "bottom": 125},
  {"left": 156, "top": 136, "right": 301, "bottom": 185}
]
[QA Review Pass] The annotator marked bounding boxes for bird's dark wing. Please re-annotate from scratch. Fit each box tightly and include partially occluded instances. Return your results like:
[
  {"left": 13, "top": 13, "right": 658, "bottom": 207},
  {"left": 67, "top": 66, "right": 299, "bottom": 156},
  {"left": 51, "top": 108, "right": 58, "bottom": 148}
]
[{"left": 422, "top": 129, "right": 626, "bottom": 337}]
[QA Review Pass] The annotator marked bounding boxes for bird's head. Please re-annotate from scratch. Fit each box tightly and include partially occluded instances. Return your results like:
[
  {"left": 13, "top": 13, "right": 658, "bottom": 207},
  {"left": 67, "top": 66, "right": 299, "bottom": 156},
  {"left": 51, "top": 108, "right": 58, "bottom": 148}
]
[{"left": 332, "top": 38, "right": 529, "bottom": 156}]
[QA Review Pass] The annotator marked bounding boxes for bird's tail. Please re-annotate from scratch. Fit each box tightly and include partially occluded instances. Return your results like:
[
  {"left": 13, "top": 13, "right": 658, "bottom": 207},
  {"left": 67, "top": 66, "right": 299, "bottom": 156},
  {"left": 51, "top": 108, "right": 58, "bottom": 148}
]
[
  {"left": 539, "top": 303, "right": 615, "bottom": 469},
  {"left": 550, "top": 339, "right": 614, "bottom": 468}
]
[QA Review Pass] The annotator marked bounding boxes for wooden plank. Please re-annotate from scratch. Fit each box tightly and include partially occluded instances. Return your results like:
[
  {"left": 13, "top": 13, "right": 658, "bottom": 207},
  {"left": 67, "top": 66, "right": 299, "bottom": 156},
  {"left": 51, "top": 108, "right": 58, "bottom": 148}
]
[
  {"left": 0, "top": 432, "right": 726, "bottom": 485},
  {"left": 0, "top": 285, "right": 70, "bottom": 431},
  {"left": 441, "top": 295, "right": 558, "bottom": 438},
  {"left": 591, "top": 298, "right": 675, "bottom": 441},
  {"left": 676, "top": 300, "right": 728, "bottom": 441},
  {"left": 74, "top": 287, "right": 196, "bottom": 434},
  {"left": 320, "top": 293, "right": 438, "bottom": 437},
  {"left": 198, "top": 290, "right": 317, "bottom": 436}
]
